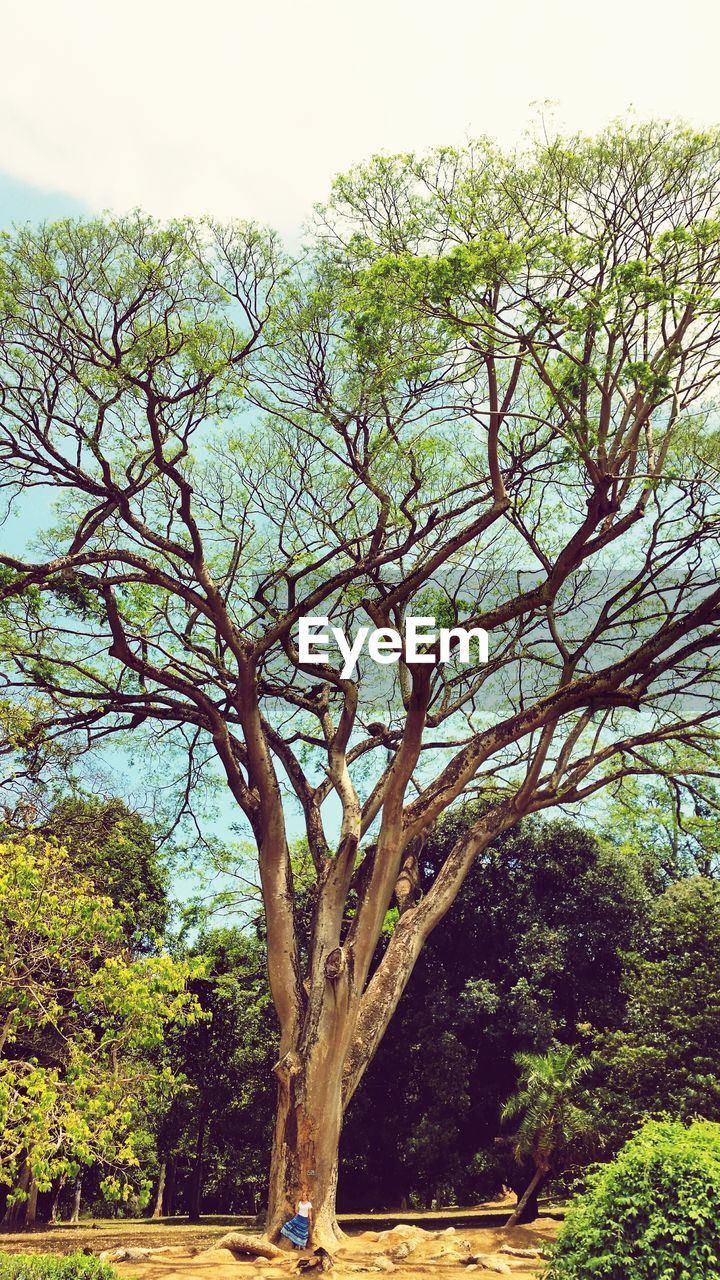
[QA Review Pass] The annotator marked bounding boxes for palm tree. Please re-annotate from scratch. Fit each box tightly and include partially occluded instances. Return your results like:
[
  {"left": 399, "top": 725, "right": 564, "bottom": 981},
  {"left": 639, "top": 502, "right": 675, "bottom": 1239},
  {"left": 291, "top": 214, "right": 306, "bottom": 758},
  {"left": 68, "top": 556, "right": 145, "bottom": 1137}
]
[{"left": 501, "top": 1046, "right": 592, "bottom": 1229}]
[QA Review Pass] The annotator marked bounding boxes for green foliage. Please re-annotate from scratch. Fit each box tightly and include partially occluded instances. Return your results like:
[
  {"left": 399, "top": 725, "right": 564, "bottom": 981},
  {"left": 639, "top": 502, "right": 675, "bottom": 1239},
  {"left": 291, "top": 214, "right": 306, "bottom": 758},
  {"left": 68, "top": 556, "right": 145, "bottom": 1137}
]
[
  {"left": 160, "top": 926, "right": 277, "bottom": 1214},
  {"left": 40, "top": 794, "right": 171, "bottom": 950},
  {"left": 342, "top": 813, "right": 650, "bottom": 1208},
  {"left": 501, "top": 1047, "right": 592, "bottom": 1175},
  {"left": 0, "top": 1257, "right": 117, "bottom": 1280},
  {"left": 603, "top": 760, "right": 720, "bottom": 882},
  {"left": 3, "top": 122, "right": 720, "bottom": 1223},
  {"left": 325, "top": 121, "right": 720, "bottom": 471},
  {"left": 588, "top": 878, "right": 720, "bottom": 1144},
  {"left": 0, "top": 835, "right": 202, "bottom": 1200},
  {"left": 545, "top": 1119, "right": 720, "bottom": 1280}
]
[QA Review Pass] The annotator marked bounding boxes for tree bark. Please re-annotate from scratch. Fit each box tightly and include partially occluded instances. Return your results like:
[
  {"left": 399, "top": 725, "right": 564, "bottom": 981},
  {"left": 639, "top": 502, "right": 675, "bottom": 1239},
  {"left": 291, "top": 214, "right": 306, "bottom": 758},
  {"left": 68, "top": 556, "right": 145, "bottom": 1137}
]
[
  {"left": 209, "top": 1235, "right": 283, "bottom": 1260},
  {"left": 264, "top": 815, "right": 511, "bottom": 1247},
  {"left": 505, "top": 1166, "right": 546, "bottom": 1229},
  {"left": 188, "top": 1118, "right": 206, "bottom": 1223},
  {"left": 265, "top": 1043, "right": 346, "bottom": 1250},
  {"left": 151, "top": 1161, "right": 166, "bottom": 1220},
  {"left": 2, "top": 1162, "right": 31, "bottom": 1226},
  {"left": 70, "top": 1176, "right": 82, "bottom": 1224},
  {"left": 49, "top": 1175, "right": 66, "bottom": 1223},
  {"left": 25, "top": 1178, "right": 38, "bottom": 1227},
  {"left": 163, "top": 1155, "right": 177, "bottom": 1217}
]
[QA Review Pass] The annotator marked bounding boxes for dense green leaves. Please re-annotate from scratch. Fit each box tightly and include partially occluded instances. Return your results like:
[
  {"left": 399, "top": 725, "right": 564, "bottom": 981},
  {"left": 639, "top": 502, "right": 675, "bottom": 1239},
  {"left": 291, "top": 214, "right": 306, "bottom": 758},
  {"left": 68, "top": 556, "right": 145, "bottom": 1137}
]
[
  {"left": 546, "top": 1119, "right": 720, "bottom": 1280},
  {"left": 588, "top": 877, "right": 720, "bottom": 1142},
  {"left": 0, "top": 836, "right": 201, "bottom": 1204},
  {"left": 341, "top": 814, "right": 650, "bottom": 1208},
  {"left": 501, "top": 1047, "right": 592, "bottom": 1174},
  {"left": 161, "top": 926, "right": 277, "bottom": 1215},
  {"left": 40, "top": 795, "right": 171, "bottom": 950}
]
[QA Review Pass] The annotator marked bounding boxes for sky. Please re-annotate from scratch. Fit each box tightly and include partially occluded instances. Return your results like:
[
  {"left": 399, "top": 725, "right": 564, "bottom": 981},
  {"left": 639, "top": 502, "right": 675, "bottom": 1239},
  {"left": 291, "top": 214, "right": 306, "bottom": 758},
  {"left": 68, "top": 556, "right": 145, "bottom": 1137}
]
[
  {"left": 0, "top": 0, "right": 717, "bottom": 873},
  {"left": 1, "top": 0, "right": 720, "bottom": 238}
]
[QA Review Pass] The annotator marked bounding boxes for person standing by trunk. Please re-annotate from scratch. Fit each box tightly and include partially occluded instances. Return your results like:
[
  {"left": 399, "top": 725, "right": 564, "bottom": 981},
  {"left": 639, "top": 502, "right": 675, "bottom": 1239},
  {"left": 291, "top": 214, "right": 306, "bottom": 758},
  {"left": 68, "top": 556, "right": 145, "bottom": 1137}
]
[{"left": 280, "top": 1190, "right": 313, "bottom": 1249}]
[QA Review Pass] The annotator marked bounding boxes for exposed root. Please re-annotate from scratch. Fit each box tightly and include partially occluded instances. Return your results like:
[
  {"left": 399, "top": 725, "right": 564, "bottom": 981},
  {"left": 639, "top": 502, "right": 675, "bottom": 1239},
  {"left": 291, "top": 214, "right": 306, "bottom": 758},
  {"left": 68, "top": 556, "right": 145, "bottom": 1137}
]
[
  {"left": 296, "top": 1247, "right": 334, "bottom": 1272},
  {"left": 207, "top": 1233, "right": 284, "bottom": 1260}
]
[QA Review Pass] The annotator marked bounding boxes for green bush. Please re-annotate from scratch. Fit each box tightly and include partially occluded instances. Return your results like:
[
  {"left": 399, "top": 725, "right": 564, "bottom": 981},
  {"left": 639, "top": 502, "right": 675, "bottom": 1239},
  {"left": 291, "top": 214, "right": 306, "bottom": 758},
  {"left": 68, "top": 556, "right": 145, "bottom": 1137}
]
[
  {"left": 0, "top": 1255, "right": 117, "bottom": 1280},
  {"left": 545, "top": 1118, "right": 720, "bottom": 1279}
]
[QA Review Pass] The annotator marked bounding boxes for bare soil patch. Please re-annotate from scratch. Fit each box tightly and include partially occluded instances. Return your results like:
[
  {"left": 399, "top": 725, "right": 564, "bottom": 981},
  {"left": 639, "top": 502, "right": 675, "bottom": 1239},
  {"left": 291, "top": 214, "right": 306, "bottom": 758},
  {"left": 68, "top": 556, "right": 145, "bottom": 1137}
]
[{"left": 0, "top": 1218, "right": 558, "bottom": 1280}]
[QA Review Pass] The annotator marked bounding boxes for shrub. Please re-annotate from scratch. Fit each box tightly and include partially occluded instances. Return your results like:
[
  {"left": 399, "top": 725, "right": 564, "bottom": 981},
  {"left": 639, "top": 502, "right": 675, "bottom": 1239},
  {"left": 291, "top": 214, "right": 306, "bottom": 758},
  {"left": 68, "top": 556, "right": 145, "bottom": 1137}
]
[
  {"left": 545, "top": 1118, "right": 720, "bottom": 1280},
  {"left": 0, "top": 1255, "right": 117, "bottom": 1280}
]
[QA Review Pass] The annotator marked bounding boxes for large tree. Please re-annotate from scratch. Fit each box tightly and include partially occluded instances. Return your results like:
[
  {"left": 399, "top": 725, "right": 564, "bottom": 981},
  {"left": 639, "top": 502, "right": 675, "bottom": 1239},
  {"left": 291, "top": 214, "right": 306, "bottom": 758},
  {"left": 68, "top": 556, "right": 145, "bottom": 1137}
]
[{"left": 2, "top": 122, "right": 720, "bottom": 1242}]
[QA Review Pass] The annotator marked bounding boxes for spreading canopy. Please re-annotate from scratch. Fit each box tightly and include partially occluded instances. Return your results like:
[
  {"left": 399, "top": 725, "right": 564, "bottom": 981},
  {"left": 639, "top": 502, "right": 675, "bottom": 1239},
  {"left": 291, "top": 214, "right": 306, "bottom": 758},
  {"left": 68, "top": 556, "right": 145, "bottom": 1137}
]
[{"left": 2, "top": 119, "right": 720, "bottom": 1233}]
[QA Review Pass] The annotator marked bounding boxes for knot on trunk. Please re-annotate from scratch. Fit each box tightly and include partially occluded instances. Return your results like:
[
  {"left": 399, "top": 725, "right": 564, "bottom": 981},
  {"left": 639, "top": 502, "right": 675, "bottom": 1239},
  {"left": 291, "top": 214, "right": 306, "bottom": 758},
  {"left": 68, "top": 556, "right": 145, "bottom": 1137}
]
[
  {"left": 272, "top": 1050, "right": 302, "bottom": 1082},
  {"left": 324, "top": 947, "right": 346, "bottom": 982},
  {"left": 395, "top": 840, "right": 423, "bottom": 914}
]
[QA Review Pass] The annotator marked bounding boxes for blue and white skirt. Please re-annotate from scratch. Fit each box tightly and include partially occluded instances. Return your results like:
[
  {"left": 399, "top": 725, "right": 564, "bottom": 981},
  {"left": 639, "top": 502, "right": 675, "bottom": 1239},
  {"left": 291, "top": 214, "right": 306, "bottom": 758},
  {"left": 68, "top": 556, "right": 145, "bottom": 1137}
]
[{"left": 281, "top": 1212, "right": 310, "bottom": 1248}]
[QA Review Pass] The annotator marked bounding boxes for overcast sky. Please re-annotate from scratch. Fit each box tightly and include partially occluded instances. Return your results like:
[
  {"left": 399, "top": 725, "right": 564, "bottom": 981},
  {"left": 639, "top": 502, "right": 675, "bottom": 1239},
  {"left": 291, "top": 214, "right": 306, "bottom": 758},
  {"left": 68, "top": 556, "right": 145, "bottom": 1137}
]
[{"left": 1, "top": 0, "right": 719, "bottom": 237}]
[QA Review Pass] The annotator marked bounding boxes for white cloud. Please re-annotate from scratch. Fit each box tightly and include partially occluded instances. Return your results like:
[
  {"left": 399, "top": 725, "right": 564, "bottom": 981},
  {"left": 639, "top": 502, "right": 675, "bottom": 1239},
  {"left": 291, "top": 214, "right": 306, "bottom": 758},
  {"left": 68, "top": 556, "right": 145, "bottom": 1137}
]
[{"left": 1, "top": 0, "right": 719, "bottom": 237}]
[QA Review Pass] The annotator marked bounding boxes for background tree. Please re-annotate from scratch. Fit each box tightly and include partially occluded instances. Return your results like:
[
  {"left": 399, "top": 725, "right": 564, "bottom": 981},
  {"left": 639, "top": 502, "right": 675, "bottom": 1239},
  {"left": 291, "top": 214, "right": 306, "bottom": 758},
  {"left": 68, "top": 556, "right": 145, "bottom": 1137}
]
[
  {"left": 0, "top": 836, "right": 200, "bottom": 1223},
  {"left": 0, "top": 790, "right": 176, "bottom": 1221},
  {"left": 41, "top": 794, "right": 171, "bottom": 950},
  {"left": 586, "top": 876, "right": 720, "bottom": 1148},
  {"left": 0, "top": 792, "right": 171, "bottom": 952},
  {"left": 163, "top": 926, "right": 276, "bottom": 1221},
  {"left": 2, "top": 124, "right": 720, "bottom": 1241},
  {"left": 500, "top": 1047, "right": 592, "bottom": 1228},
  {"left": 602, "top": 764, "right": 720, "bottom": 883},
  {"left": 341, "top": 813, "right": 649, "bottom": 1211}
]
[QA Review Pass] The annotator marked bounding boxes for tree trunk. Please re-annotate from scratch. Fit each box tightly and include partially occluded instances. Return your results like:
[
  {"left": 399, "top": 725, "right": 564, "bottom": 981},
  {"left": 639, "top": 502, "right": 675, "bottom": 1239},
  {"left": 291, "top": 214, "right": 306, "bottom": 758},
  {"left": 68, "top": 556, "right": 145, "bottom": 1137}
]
[
  {"left": 25, "top": 1178, "right": 38, "bottom": 1227},
  {"left": 262, "top": 859, "right": 442, "bottom": 1249},
  {"left": 151, "top": 1161, "right": 166, "bottom": 1220},
  {"left": 265, "top": 1046, "right": 346, "bottom": 1251},
  {"left": 163, "top": 1156, "right": 177, "bottom": 1217},
  {"left": 70, "top": 1176, "right": 82, "bottom": 1224},
  {"left": 188, "top": 1118, "right": 206, "bottom": 1223},
  {"left": 513, "top": 1178, "right": 541, "bottom": 1224},
  {"left": 2, "top": 1162, "right": 32, "bottom": 1226},
  {"left": 49, "top": 1175, "right": 66, "bottom": 1223},
  {"left": 505, "top": 1165, "right": 546, "bottom": 1230},
  {"left": 257, "top": 777, "right": 512, "bottom": 1250}
]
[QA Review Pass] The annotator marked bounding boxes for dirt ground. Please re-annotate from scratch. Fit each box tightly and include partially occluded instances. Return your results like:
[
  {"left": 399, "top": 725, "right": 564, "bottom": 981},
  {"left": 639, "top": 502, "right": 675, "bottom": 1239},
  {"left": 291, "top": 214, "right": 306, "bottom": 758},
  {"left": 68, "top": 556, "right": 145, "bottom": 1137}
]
[{"left": 0, "top": 1216, "right": 559, "bottom": 1279}]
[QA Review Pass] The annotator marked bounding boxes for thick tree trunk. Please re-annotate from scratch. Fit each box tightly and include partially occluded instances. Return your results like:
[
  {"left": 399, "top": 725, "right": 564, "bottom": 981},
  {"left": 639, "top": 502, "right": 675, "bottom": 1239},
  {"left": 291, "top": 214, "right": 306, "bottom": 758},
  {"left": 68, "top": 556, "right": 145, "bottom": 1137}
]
[
  {"left": 25, "top": 1178, "right": 38, "bottom": 1227},
  {"left": 260, "top": 810, "right": 511, "bottom": 1251},
  {"left": 151, "top": 1161, "right": 166, "bottom": 1219},
  {"left": 265, "top": 1046, "right": 346, "bottom": 1251},
  {"left": 2, "top": 1162, "right": 32, "bottom": 1226},
  {"left": 505, "top": 1165, "right": 546, "bottom": 1229}
]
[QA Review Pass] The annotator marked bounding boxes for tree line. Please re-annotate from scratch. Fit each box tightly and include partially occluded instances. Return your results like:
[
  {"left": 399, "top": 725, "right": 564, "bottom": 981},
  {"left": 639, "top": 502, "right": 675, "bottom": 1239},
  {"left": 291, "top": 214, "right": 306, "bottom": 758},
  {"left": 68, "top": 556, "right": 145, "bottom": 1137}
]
[{"left": 1, "top": 786, "right": 717, "bottom": 1225}]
